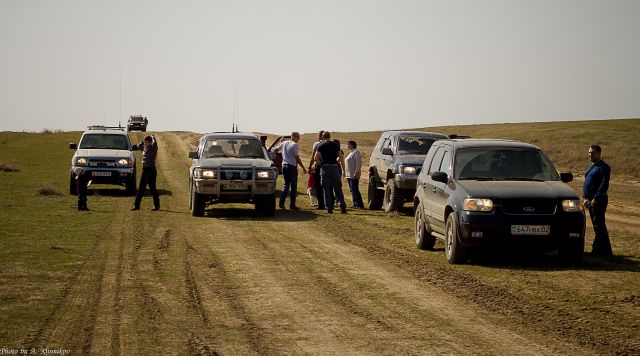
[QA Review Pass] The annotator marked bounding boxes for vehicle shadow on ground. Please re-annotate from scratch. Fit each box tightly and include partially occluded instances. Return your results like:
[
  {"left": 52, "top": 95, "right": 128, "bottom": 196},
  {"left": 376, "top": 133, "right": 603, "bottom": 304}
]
[
  {"left": 89, "top": 188, "right": 173, "bottom": 197},
  {"left": 471, "top": 252, "right": 640, "bottom": 272},
  {"left": 204, "top": 208, "right": 316, "bottom": 222}
]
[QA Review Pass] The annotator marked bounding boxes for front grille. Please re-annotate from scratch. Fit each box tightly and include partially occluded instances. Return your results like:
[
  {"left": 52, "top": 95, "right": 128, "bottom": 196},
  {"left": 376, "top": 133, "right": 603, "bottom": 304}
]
[
  {"left": 89, "top": 160, "right": 116, "bottom": 167},
  {"left": 220, "top": 170, "right": 253, "bottom": 180},
  {"left": 500, "top": 199, "right": 557, "bottom": 215}
]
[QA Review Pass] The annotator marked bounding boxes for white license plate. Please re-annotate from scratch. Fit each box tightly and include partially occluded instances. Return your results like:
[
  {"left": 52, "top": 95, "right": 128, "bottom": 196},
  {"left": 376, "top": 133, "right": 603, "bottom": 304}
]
[
  {"left": 511, "top": 225, "right": 550, "bottom": 235},
  {"left": 223, "top": 182, "right": 247, "bottom": 190},
  {"left": 92, "top": 171, "right": 112, "bottom": 177}
]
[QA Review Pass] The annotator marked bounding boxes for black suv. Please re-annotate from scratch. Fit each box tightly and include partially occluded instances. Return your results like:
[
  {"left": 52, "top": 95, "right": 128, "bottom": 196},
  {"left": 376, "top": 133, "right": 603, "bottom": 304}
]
[
  {"left": 368, "top": 131, "right": 448, "bottom": 212},
  {"left": 127, "top": 115, "right": 148, "bottom": 132},
  {"left": 413, "top": 139, "right": 585, "bottom": 264}
]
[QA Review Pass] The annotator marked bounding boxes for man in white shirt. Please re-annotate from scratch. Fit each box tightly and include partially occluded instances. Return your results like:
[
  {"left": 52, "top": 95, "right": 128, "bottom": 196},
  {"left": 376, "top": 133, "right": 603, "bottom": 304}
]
[
  {"left": 278, "top": 132, "right": 307, "bottom": 209},
  {"left": 345, "top": 140, "right": 365, "bottom": 209}
]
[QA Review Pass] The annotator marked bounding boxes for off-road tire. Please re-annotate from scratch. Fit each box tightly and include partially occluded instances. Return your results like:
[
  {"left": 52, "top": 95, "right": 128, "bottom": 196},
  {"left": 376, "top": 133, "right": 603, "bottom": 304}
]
[
  {"left": 445, "top": 212, "right": 466, "bottom": 264},
  {"left": 255, "top": 195, "right": 276, "bottom": 217},
  {"left": 383, "top": 180, "right": 403, "bottom": 213},
  {"left": 367, "top": 176, "right": 383, "bottom": 210},
  {"left": 191, "top": 191, "right": 205, "bottom": 217},
  {"left": 415, "top": 202, "right": 436, "bottom": 250},
  {"left": 125, "top": 173, "right": 137, "bottom": 195},
  {"left": 558, "top": 236, "right": 584, "bottom": 264},
  {"left": 69, "top": 173, "right": 78, "bottom": 196}
]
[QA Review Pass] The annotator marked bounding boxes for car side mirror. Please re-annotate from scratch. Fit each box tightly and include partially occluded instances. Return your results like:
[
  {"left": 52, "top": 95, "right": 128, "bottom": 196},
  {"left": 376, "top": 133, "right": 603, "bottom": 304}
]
[
  {"left": 188, "top": 151, "right": 199, "bottom": 159},
  {"left": 268, "top": 151, "right": 276, "bottom": 160},
  {"left": 131, "top": 145, "right": 139, "bottom": 151},
  {"left": 431, "top": 171, "right": 448, "bottom": 184},
  {"left": 381, "top": 147, "right": 393, "bottom": 156},
  {"left": 560, "top": 172, "right": 573, "bottom": 183},
  {"left": 69, "top": 143, "right": 77, "bottom": 150}
]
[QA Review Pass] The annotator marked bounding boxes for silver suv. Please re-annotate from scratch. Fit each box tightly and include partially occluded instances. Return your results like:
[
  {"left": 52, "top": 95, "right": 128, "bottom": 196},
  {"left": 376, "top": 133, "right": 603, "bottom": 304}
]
[
  {"left": 69, "top": 126, "right": 138, "bottom": 195},
  {"left": 368, "top": 131, "right": 448, "bottom": 212},
  {"left": 188, "top": 132, "right": 278, "bottom": 217}
]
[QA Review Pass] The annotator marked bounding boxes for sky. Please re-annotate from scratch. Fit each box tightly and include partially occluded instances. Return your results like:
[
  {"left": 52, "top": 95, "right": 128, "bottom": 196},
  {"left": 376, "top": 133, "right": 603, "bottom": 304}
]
[{"left": 1, "top": 0, "right": 639, "bottom": 135}]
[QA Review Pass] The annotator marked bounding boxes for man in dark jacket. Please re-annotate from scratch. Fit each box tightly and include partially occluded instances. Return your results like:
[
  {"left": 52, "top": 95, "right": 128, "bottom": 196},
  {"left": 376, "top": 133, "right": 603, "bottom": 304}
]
[
  {"left": 583, "top": 144, "right": 612, "bottom": 257},
  {"left": 132, "top": 135, "right": 160, "bottom": 211},
  {"left": 314, "top": 131, "right": 347, "bottom": 214}
]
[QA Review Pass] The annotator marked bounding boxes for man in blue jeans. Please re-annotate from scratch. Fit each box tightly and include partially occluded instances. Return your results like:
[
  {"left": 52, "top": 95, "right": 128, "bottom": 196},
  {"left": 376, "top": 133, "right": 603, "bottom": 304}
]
[
  {"left": 583, "top": 144, "right": 612, "bottom": 257},
  {"left": 314, "top": 132, "right": 347, "bottom": 214},
  {"left": 278, "top": 132, "right": 306, "bottom": 209}
]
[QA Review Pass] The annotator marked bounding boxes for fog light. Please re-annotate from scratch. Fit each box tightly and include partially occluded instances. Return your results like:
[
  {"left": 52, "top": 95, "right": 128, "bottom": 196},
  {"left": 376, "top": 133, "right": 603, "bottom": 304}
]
[
  {"left": 569, "top": 232, "right": 581, "bottom": 238},
  {"left": 471, "top": 231, "right": 483, "bottom": 238}
]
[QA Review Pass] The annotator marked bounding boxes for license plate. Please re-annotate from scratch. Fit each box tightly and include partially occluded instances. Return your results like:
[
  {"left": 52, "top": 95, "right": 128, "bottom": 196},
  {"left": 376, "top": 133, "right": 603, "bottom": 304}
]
[
  {"left": 92, "top": 171, "right": 112, "bottom": 177},
  {"left": 511, "top": 225, "right": 550, "bottom": 235},
  {"left": 223, "top": 182, "right": 247, "bottom": 190}
]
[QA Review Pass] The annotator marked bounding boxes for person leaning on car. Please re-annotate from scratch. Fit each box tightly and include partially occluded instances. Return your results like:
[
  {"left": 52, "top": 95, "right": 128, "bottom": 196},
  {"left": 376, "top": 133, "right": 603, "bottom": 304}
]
[
  {"left": 132, "top": 135, "right": 160, "bottom": 211},
  {"left": 583, "top": 144, "right": 612, "bottom": 257}
]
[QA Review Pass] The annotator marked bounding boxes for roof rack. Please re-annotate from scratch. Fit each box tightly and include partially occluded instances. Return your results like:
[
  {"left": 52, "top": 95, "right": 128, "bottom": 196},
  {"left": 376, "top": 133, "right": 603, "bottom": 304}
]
[{"left": 87, "top": 125, "right": 126, "bottom": 131}]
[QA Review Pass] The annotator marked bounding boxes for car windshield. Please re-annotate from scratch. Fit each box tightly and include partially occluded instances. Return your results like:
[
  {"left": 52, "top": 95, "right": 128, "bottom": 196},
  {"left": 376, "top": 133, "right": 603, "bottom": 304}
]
[
  {"left": 130, "top": 117, "right": 144, "bottom": 122},
  {"left": 396, "top": 136, "right": 439, "bottom": 154},
  {"left": 203, "top": 138, "right": 266, "bottom": 159},
  {"left": 79, "top": 134, "right": 130, "bottom": 150},
  {"left": 455, "top": 147, "right": 560, "bottom": 181}
]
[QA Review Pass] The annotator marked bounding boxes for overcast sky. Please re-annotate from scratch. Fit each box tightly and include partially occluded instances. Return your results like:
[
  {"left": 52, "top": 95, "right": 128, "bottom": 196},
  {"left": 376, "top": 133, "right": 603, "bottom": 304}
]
[{"left": 2, "top": 0, "right": 639, "bottom": 134}]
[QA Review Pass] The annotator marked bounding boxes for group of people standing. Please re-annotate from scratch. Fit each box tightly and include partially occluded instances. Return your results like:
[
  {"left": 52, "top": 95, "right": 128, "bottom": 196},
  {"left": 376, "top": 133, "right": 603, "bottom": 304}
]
[{"left": 277, "top": 130, "right": 364, "bottom": 214}]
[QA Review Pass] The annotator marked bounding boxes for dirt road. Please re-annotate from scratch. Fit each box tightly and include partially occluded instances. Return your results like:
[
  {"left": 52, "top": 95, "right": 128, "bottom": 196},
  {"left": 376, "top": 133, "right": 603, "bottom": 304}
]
[{"left": 21, "top": 132, "right": 637, "bottom": 355}]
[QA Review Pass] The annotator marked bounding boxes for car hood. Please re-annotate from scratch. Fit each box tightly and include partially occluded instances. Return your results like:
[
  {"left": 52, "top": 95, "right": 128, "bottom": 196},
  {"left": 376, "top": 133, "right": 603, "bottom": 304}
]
[
  {"left": 75, "top": 149, "right": 132, "bottom": 158},
  {"left": 457, "top": 180, "right": 579, "bottom": 199},
  {"left": 196, "top": 158, "right": 272, "bottom": 168},
  {"left": 393, "top": 154, "right": 427, "bottom": 166}
]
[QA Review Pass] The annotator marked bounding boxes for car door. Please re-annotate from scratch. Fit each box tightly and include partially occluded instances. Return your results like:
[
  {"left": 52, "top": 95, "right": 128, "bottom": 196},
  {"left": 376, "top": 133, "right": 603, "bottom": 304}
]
[
  {"left": 424, "top": 147, "right": 446, "bottom": 227},
  {"left": 430, "top": 148, "right": 452, "bottom": 231},
  {"left": 416, "top": 144, "right": 439, "bottom": 221}
]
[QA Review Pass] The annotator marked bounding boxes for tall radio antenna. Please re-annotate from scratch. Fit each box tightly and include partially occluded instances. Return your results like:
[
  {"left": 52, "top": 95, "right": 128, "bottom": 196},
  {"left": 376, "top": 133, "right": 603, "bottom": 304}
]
[{"left": 232, "top": 67, "right": 239, "bottom": 132}]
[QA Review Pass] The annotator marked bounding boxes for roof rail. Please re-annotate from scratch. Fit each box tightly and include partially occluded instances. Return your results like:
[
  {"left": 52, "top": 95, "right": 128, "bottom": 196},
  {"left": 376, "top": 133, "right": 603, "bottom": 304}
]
[{"left": 87, "top": 125, "right": 126, "bottom": 131}]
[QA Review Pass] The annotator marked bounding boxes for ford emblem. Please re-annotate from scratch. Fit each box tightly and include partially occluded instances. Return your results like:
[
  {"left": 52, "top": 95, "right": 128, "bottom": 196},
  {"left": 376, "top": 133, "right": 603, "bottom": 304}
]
[{"left": 523, "top": 207, "right": 535, "bottom": 212}]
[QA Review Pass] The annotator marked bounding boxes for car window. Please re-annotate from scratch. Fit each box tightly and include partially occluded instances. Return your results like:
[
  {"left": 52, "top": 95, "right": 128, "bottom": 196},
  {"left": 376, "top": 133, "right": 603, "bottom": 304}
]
[
  {"left": 428, "top": 148, "right": 446, "bottom": 175},
  {"left": 397, "top": 136, "right": 438, "bottom": 155},
  {"left": 381, "top": 138, "right": 392, "bottom": 152},
  {"left": 455, "top": 147, "right": 560, "bottom": 181},
  {"left": 79, "top": 134, "right": 129, "bottom": 150},
  {"left": 203, "top": 138, "right": 265, "bottom": 159},
  {"left": 439, "top": 150, "right": 452, "bottom": 176}
]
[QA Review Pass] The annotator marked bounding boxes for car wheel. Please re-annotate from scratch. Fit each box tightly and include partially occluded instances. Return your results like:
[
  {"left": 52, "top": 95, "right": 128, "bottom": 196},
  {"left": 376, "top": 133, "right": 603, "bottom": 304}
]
[
  {"left": 383, "top": 180, "right": 402, "bottom": 213},
  {"left": 558, "top": 235, "right": 584, "bottom": 264},
  {"left": 367, "top": 176, "right": 383, "bottom": 210},
  {"left": 191, "top": 190, "right": 205, "bottom": 217},
  {"left": 125, "top": 174, "right": 137, "bottom": 195},
  {"left": 415, "top": 202, "right": 436, "bottom": 250},
  {"left": 255, "top": 195, "right": 276, "bottom": 217},
  {"left": 69, "top": 173, "right": 78, "bottom": 196},
  {"left": 445, "top": 212, "right": 466, "bottom": 264}
]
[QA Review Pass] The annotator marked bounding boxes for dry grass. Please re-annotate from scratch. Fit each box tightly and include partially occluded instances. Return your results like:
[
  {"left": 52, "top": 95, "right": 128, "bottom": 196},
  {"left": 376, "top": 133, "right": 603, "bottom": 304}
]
[
  {"left": 0, "top": 164, "right": 20, "bottom": 172},
  {"left": 38, "top": 183, "right": 63, "bottom": 196}
]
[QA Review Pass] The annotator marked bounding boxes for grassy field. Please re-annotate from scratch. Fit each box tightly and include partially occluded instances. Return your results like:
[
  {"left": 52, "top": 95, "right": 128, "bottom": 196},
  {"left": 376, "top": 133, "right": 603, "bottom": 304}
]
[{"left": 0, "top": 119, "right": 638, "bottom": 354}]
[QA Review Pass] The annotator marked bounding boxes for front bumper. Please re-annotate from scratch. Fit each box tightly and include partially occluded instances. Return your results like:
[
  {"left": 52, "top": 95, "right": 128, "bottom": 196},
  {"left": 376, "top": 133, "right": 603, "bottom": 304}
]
[
  {"left": 393, "top": 174, "right": 418, "bottom": 190},
  {"left": 71, "top": 166, "right": 135, "bottom": 184},
  {"left": 457, "top": 210, "right": 585, "bottom": 251},
  {"left": 194, "top": 178, "right": 276, "bottom": 203}
]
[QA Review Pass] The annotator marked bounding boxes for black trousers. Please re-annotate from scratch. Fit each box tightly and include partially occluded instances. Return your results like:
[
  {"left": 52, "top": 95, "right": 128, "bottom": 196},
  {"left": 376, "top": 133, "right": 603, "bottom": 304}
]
[
  {"left": 134, "top": 167, "right": 160, "bottom": 208},
  {"left": 314, "top": 165, "right": 325, "bottom": 209},
  {"left": 589, "top": 197, "right": 612, "bottom": 256}
]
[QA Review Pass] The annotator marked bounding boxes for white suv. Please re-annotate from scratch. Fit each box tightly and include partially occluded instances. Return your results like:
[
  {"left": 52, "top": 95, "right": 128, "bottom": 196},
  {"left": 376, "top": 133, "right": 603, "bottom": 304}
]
[{"left": 69, "top": 126, "right": 138, "bottom": 195}]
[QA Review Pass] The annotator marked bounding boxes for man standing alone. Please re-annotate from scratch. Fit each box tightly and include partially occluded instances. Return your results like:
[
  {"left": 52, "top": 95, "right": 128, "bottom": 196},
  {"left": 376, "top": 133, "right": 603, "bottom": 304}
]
[
  {"left": 278, "top": 132, "right": 306, "bottom": 209},
  {"left": 583, "top": 144, "right": 612, "bottom": 257},
  {"left": 314, "top": 132, "right": 347, "bottom": 214},
  {"left": 132, "top": 135, "right": 160, "bottom": 211}
]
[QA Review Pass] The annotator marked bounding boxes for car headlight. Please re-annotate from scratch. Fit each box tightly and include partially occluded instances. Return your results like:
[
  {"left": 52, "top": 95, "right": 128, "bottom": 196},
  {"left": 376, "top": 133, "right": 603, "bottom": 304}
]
[
  {"left": 195, "top": 169, "right": 217, "bottom": 179},
  {"left": 562, "top": 199, "right": 583, "bottom": 212},
  {"left": 256, "top": 169, "right": 276, "bottom": 180},
  {"left": 463, "top": 198, "right": 494, "bottom": 212},
  {"left": 74, "top": 157, "right": 87, "bottom": 166},
  {"left": 400, "top": 165, "right": 417, "bottom": 175},
  {"left": 118, "top": 158, "right": 132, "bottom": 167}
]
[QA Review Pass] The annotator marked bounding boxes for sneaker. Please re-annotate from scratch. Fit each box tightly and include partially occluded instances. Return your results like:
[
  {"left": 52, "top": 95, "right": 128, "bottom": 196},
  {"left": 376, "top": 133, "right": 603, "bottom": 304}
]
[
  {"left": 290, "top": 206, "right": 300, "bottom": 210},
  {"left": 327, "top": 209, "right": 333, "bottom": 214},
  {"left": 131, "top": 206, "right": 140, "bottom": 211},
  {"left": 151, "top": 206, "right": 160, "bottom": 211},
  {"left": 340, "top": 208, "right": 347, "bottom": 214}
]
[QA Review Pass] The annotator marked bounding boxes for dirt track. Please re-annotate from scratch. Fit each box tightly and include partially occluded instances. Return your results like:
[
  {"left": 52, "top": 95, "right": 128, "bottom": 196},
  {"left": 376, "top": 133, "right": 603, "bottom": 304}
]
[{"left": 22, "top": 132, "right": 638, "bottom": 355}]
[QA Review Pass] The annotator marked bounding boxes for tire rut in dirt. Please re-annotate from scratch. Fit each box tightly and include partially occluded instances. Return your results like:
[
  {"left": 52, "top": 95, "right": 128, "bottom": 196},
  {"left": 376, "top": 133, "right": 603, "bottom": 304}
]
[{"left": 321, "top": 216, "right": 632, "bottom": 354}]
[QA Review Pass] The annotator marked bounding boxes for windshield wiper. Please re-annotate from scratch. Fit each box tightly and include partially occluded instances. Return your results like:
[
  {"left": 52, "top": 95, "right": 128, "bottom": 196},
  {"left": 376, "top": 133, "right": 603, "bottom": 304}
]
[
  {"left": 502, "top": 177, "right": 545, "bottom": 182},
  {"left": 459, "top": 177, "right": 500, "bottom": 181}
]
